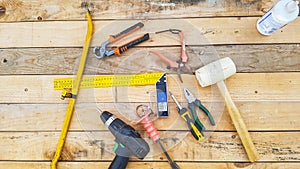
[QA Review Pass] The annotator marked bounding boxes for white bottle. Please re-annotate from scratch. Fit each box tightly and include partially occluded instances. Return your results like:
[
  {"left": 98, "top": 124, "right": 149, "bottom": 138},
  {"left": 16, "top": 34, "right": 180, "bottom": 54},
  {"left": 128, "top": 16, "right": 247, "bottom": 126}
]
[{"left": 256, "top": 0, "right": 299, "bottom": 35}]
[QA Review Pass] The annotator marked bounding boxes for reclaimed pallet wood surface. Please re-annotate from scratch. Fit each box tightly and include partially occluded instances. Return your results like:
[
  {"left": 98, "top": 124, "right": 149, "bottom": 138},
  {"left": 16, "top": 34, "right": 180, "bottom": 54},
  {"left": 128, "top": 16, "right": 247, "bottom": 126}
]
[{"left": 0, "top": 0, "right": 299, "bottom": 169}]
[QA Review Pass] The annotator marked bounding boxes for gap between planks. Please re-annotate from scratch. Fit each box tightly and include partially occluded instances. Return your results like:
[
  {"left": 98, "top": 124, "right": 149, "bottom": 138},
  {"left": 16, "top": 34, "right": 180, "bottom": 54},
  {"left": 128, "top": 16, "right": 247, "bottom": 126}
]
[
  {"left": 1, "top": 161, "right": 300, "bottom": 169},
  {"left": 1, "top": 101, "right": 300, "bottom": 131},
  {"left": 0, "top": 131, "right": 299, "bottom": 161}
]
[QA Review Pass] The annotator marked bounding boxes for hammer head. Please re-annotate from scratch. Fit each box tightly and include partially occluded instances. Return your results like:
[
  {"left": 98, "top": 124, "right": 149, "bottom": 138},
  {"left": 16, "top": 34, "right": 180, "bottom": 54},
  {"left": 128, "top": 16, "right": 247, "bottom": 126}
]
[{"left": 195, "top": 57, "right": 236, "bottom": 87}]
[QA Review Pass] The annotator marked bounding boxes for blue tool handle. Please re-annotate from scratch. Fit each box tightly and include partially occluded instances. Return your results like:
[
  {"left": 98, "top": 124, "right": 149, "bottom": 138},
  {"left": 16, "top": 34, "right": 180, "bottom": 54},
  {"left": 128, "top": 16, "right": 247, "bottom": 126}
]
[
  {"left": 195, "top": 99, "right": 215, "bottom": 126},
  {"left": 188, "top": 102, "right": 205, "bottom": 130}
]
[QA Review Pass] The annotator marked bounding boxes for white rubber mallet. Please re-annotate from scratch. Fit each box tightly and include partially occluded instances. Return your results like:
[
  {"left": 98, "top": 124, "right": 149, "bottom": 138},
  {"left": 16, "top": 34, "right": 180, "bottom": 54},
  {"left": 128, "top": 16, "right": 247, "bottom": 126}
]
[{"left": 195, "top": 57, "right": 259, "bottom": 162}]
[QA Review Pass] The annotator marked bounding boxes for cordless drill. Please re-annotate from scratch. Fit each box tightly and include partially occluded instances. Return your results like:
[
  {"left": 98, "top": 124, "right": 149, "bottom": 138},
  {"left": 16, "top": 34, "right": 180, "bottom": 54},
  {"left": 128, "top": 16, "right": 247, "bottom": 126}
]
[{"left": 100, "top": 111, "right": 150, "bottom": 169}]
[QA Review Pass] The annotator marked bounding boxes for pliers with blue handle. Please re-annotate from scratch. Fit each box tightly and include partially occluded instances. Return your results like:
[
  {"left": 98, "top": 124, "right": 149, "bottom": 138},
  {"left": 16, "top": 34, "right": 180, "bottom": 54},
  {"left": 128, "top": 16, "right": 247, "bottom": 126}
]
[{"left": 184, "top": 88, "right": 215, "bottom": 131}]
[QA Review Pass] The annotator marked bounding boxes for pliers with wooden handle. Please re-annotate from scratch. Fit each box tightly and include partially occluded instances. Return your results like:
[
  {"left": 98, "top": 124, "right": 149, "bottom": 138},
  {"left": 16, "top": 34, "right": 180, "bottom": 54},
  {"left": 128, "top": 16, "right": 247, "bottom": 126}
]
[
  {"left": 93, "top": 22, "right": 149, "bottom": 59},
  {"left": 184, "top": 88, "right": 215, "bottom": 131}
]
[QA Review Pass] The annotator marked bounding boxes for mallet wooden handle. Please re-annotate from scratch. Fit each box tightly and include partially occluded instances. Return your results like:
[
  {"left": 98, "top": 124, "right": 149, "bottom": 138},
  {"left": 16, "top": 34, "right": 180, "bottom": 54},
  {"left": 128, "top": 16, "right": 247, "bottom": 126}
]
[{"left": 217, "top": 81, "right": 260, "bottom": 162}]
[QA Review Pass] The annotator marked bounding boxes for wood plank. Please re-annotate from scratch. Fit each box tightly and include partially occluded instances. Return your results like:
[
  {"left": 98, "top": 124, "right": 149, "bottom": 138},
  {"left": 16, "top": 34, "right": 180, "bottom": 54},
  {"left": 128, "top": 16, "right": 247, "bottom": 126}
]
[
  {"left": 1, "top": 101, "right": 300, "bottom": 131},
  {"left": 0, "top": 73, "right": 299, "bottom": 103},
  {"left": 1, "top": 0, "right": 297, "bottom": 167},
  {"left": 0, "top": 0, "right": 274, "bottom": 22},
  {"left": 0, "top": 18, "right": 299, "bottom": 48},
  {"left": 1, "top": 44, "right": 300, "bottom": 75},
  {"left": 0, "top": 131, "right": 299, "bottom": 161},
  {"left": 1, "top": 161, "right": 299, "bottom": 169}
]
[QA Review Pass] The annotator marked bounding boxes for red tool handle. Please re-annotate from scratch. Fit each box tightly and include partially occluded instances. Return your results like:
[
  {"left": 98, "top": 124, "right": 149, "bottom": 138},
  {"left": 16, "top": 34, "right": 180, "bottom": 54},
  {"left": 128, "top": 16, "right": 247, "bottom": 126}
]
[
  {"left": 109, "top": 22, "right": 144, "bottom": 43},
  {"left": 150, "top": 50, "right": 178, "bottom": 68},
  {"left": 114, "top": 33, "right": 149, "bottom": 55},
  {"left": 141, "top": 116, "right": 160, "bottom": 142},
  {"left": 179, "top": 31, "right": 188, "bottom": 63},
  {"left": 134, "top": 110, "right": 159, "bottom": 142}
]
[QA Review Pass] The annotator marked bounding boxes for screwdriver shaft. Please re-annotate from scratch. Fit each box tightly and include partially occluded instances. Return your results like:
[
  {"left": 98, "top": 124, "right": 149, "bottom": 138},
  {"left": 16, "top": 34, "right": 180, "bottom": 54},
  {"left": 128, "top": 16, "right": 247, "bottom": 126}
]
[
  {"left": 169, "top": 92, "right": 182, "bottom": 110},
  {"left": 157, "top": 139, "right": 180, "bottom": 169}
]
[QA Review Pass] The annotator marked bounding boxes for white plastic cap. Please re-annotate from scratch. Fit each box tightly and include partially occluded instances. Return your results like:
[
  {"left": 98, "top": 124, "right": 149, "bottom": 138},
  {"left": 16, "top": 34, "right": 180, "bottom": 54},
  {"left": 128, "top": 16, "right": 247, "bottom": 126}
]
[{"left": 286, "top": 0, "right": 299, "bottom": 12}]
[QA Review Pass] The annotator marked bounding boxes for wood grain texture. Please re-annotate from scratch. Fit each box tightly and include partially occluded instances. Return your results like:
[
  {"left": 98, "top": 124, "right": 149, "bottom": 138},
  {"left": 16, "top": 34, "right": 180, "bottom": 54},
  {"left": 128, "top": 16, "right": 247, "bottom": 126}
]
[
  {"left": 0, "top": 0, "right": 275, "bottom": 22},
  {"left": 0, "top": 0, "right": 299, "bottom": 167},
  {"left": 1, "top": 101, "right": 300, "bottom": 131},
  {"left": 0, "top": 73, "right": 299, "bottom": 103},
  {"left": 1, "top": 161, "right": 300, "bottom": 169},
  {"left": 0, "top": 131, "right": 299, "bottom": 162},
  {"left": 0, "top": 18, "right": 299, "bottom": 48},
  {"left": 1, "top": 44, "right": 300, "bottom": 75}
]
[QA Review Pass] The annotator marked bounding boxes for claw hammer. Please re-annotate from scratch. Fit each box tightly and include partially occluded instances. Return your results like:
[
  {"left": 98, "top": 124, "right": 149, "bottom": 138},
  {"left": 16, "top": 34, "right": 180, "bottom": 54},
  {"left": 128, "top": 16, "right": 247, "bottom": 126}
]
[{"left": 195, "top": 57, "right": 259, "bottom": 162}]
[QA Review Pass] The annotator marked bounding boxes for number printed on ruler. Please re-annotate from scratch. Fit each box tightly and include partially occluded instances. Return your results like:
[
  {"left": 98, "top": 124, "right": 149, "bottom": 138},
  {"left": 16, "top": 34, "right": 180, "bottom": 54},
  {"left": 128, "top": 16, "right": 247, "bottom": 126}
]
[{"left": 54, "top": 72, "right": 165, "bottom": 90}]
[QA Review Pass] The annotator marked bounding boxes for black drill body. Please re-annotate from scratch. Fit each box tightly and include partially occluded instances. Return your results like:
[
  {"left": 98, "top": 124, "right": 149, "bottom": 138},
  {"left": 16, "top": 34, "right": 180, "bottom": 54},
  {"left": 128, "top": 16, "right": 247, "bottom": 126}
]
[{"left": 100, "top": 111, "right": 150, "bottom": 169}]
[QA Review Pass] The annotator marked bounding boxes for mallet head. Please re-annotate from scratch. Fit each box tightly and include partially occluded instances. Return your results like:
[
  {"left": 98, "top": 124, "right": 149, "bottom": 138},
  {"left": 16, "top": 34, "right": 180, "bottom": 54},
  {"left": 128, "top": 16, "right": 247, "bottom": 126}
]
[{"left": 195, "top": 57, "right": 236, "bottom": 87}]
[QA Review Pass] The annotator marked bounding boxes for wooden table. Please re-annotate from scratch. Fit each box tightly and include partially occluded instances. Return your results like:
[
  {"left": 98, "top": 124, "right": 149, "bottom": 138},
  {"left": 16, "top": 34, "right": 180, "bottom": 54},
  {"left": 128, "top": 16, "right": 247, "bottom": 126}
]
[{"left": 0, "top": 0, "right": 299, "bottom": 168}]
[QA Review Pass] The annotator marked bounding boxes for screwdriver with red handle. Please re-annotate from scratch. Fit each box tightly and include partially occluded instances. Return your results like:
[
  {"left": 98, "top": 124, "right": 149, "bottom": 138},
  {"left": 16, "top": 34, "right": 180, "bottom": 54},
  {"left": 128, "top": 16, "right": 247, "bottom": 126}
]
[
  {"left": 134, "top": 105, "right": 180, "bottom": 169},
  {"left": 169, "top": 92, "right": 205, "bottom": 142}
]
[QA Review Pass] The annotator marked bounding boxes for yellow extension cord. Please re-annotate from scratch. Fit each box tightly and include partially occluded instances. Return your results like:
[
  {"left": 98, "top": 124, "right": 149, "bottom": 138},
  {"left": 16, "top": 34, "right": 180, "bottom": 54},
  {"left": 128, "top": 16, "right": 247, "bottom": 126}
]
[{"left": 51, "top": 9, "right": 93, "bottom": 169}]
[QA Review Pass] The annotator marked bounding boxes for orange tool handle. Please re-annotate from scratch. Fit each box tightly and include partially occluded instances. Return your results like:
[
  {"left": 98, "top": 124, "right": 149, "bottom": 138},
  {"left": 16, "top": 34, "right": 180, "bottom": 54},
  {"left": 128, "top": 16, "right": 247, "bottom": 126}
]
[
  {"left": 109, "top": 22, "right": 144, "bottom": 43},
  {"left": 114, "top": 33, "right": 149, "bottom": 55},
  {"left": 141, "top": 116, "right": 160, "bottom": 142}
]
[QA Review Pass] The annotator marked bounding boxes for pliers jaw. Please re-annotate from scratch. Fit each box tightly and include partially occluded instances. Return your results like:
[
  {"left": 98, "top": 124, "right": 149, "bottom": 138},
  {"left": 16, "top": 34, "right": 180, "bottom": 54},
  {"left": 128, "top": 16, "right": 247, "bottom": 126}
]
[
  {"left": 183, "top": 87, "right": 196, "bottom": 103},
  {"left": 93, "top": 41, "right": 109, "bottom": 59},
  {"left": 93, "top": 22, "right": 148, "bottom": 59},
  {"left": 184, "top": 88, "right": 216, "bottom": 127}
]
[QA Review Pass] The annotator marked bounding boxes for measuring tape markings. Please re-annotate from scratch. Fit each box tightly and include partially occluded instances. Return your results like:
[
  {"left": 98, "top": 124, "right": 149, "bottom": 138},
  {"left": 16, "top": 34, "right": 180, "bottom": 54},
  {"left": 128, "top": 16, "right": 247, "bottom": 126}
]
[{"left": 54, "top": 72, "right": 165, "bottom": 90}]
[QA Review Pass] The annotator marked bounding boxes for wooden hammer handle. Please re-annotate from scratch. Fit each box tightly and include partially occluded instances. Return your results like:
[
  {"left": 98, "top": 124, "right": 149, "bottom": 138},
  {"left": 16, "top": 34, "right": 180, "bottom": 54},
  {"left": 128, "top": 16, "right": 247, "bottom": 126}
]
[{"left": 217, "top": 81, "right": 260, "bottom": 162}]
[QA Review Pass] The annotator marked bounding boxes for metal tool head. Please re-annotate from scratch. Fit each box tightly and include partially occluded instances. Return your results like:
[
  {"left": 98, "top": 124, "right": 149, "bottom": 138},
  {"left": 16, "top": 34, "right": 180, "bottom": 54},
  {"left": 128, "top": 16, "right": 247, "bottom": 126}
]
[
  {"left": 155, "top": 28, "right": 181, "bottom": 34},
  {"left": 93, "top": 41, "right": 110, "bottom": 59},
  {"left": 195, "top": 57, "right": 236, "bottom": 87},
  {"left": 183, "top": 88, "right": 196, "bottom": 103},
  {"left": 169, "top": 91, "right": 182, "bottom": 110},
  {"left": 134, "top": 105, "right": 155, "bottom": 124},
  {"left": 136, "top": 105, "right": 153, "bottom": 118}
]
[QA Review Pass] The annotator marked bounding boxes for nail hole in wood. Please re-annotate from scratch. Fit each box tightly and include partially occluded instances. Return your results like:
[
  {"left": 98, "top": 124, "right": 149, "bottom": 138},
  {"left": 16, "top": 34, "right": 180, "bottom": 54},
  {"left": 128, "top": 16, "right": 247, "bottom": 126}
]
[
  {"left": 24, "top": 88, "right": 28, "bottom": 92},
  {"left": 37, "top": 16, "right": 43, "bottom": 21},
  {"left": 0, "top": 6, "right": 6, "bottom": 15},
  {"left": 81, "top": 2, "right": 88, "bottom": 8},
  {"left": 3, "top": 58, "right": 7, "bottom": 63}
]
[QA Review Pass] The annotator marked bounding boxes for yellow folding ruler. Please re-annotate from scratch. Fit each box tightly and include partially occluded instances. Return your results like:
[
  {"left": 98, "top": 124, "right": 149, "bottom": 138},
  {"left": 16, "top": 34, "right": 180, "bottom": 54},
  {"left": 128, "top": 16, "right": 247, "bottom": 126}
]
[{"left": 54, "top": 72, "right": 165, "bottom": 90}]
